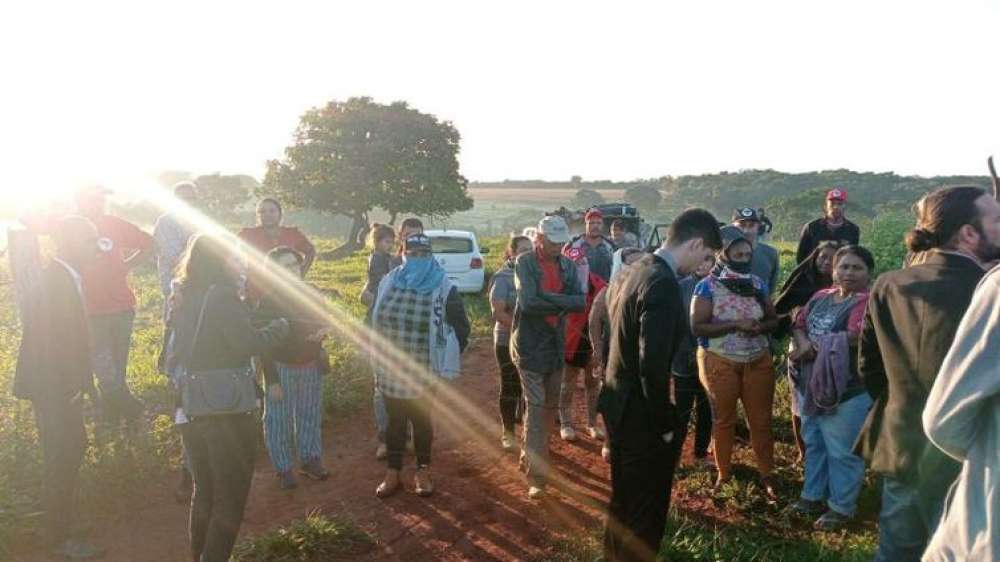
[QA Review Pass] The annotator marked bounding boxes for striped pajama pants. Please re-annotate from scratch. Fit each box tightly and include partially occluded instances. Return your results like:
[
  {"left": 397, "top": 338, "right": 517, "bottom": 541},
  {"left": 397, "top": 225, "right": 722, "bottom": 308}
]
[{"left": 264, "top": 362, "right": 324, "bottom": 473}]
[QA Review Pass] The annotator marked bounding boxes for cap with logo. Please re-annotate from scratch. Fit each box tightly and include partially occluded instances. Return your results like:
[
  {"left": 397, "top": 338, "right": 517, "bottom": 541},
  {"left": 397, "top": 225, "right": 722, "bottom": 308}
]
[
  {"left": 826, "top": 189, "right": 847, "bottom": 202},
  {"left": 584, "top": 209, "right": 604, "bottom": 222},
  {"left": 538, "top": 215, "right": 571, "bottom": 244},
  {"left": 404, "top": 234, "right": 433, "bottom": 253},
  {"left": 562, "top": 246, "right": 587, "bottom": 264},
  {"left": 732, "top": 207, "right": 761, "bottom": 223}
]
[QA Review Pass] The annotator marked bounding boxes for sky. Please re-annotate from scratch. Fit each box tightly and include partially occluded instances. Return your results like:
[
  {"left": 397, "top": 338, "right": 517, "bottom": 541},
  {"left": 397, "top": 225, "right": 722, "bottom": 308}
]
[{"left": 1, "top": 0, "right": 998, "bottom": 203}]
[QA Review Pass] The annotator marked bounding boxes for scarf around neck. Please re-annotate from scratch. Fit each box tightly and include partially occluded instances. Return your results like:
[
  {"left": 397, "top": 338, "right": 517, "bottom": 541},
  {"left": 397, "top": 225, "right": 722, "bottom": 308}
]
[{"left": 394, "top": 256, "right": 445, "bottom": 294}]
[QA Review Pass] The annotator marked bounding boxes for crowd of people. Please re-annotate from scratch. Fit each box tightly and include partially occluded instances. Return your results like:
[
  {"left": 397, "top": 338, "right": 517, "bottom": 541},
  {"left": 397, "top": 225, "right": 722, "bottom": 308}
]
[{"left": 11, "top": 181, "right": 999, "bottom": 562}]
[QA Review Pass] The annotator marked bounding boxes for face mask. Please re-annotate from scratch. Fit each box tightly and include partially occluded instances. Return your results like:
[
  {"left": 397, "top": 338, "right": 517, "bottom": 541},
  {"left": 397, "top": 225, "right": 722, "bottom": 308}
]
[{"left": 723, "top": 259, "right": 752, "bottom": 275}]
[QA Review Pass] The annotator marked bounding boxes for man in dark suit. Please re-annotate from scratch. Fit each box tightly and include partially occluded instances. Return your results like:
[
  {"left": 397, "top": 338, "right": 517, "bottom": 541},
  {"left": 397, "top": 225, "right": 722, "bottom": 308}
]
[
  {"left": 858, "top": 186, "right": 1000, "bottom": 562},
  {"left": 600, "top": 209, "right": 722, "bottom": 562},
  {"left": 14, "top": 216, "right": 102, "bottom": 560}
]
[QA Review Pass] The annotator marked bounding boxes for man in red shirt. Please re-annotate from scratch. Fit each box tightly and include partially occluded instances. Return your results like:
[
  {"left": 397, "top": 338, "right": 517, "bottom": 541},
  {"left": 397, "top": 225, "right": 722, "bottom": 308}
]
[{"left": 74, "top": 186, "right": 154, "bottom": 425}]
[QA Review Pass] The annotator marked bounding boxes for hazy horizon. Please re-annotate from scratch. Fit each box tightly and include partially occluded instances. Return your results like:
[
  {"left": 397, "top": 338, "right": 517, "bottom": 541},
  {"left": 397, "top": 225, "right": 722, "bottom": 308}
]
[{"left": 2, "top": 0, "right": 998, "bottom": 200}]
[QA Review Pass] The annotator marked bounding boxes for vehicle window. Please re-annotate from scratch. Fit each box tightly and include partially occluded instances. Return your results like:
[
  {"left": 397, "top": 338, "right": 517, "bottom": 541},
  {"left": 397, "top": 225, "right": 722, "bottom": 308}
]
[{"left": 430, "top": 237, "right": 473, "bottom": 254}]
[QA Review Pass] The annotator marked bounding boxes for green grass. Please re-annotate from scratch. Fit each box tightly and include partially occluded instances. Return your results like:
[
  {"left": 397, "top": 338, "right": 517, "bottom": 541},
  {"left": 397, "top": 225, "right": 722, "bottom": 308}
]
[
  {"left": 232, "top": 511, "right": 375, "bottom": 562},
  {"left": 0, "top": 222, "right": 909, "bottom": 560}
]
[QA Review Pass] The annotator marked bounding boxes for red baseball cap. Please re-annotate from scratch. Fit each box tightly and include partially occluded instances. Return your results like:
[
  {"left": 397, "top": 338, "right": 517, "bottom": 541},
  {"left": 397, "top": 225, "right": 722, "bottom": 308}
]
[
  {"left": 826, "top": 188, "right": 847, "bottom": 202},
  {"left": 584, "top": 209, "right": 604, "bottom": 221}
]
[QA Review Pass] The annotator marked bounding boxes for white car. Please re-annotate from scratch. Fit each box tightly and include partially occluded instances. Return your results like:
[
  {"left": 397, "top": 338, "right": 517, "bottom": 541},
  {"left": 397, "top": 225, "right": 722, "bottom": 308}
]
[{"left": 425, "top": 229, "right": 487, "bottom": 293}]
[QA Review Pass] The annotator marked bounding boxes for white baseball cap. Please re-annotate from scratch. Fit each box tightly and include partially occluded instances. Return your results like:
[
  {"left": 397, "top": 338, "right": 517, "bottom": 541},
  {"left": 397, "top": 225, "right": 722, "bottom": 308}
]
[{"left": 538, "top": 215, "right": 571, "bottom": 244}]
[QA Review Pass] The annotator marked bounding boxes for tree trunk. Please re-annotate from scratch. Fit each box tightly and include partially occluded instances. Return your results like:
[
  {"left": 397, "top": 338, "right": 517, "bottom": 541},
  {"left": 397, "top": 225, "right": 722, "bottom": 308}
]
[
  {"left": 389, "top": 211, "right": 398, "bottom": 226},
  {"left": 318, "top": 212, "right": 368, "bottom": 260}
]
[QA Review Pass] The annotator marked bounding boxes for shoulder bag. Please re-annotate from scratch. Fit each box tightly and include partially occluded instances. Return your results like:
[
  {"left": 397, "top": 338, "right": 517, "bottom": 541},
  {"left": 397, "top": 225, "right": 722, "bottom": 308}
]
[{"left": 180, "top": 285, "right": 258, "bottom": 418}]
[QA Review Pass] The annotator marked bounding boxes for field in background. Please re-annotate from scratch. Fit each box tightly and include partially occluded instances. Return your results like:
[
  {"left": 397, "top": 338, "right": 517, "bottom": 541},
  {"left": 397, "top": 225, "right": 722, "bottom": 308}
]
[
  {"left": 0, "top": 214, "right": 910, "bottom": 560},
  {"left": 468, "top": 187, "right": 628, "bottom": 203}
]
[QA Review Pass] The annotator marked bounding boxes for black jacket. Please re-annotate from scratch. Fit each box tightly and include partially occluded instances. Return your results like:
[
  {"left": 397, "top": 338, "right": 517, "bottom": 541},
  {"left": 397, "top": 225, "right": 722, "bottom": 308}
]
[
  {"left": 796, "top": 218, "right": 860, "bottom": 264},
  {"left": 15, "top": 260, "right": 93, "bottom": 401},
  {"left": 857, "top": 251, "right": 985, "bottom": 487},
  {"left": 599, "top": 253, "right": 682, "bottom": 436},
  {"left": 168, "top": 283, "right": 288, "bottom": 374}
]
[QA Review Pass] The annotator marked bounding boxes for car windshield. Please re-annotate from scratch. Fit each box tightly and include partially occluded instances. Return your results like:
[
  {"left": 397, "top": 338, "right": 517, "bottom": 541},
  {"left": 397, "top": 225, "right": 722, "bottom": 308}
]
[{"left": 430, "top": 237, "right": 473, "bottom": 254}]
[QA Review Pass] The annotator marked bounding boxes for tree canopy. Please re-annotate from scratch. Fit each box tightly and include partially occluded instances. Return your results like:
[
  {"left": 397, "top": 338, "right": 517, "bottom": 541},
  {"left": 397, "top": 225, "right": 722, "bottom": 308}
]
[
  {"left": 570, "top": 188, "right": 605, "bottom": 209},
  {"left": 624, "top": 184, "right": 662, "bottom": 215},
  {"left": 262, "top": 97, "right": 472, "bottom": 255}
]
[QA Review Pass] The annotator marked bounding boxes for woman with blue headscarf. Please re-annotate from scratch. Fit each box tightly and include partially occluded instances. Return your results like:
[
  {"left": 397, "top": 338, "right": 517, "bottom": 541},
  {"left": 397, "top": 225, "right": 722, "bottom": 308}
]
[{"left": 370, "top": 234, "right": 470, "bottom": 498}]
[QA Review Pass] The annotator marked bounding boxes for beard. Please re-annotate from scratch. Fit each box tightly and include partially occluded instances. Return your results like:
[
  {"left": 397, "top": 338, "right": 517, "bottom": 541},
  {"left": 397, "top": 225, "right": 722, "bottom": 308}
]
[{"left": 974, "top": 237, "right": 1000, "bottom": 263}]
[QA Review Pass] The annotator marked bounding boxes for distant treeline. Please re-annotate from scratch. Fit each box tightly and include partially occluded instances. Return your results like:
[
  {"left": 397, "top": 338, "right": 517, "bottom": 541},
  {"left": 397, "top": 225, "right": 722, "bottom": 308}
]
[{"left": 473, "top": 169, "right": 994, "bottom": 239}]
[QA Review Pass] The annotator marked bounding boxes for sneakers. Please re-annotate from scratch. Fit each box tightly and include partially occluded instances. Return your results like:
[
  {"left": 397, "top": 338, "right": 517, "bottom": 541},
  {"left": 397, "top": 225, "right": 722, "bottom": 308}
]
[
  {"left": 414, "top": 467, "right": 434, "bottom": 497},
  {"left": 52, "top": 539, "right": 102, "bottom": 560},
  {"left": 299, "top": 459, "right": 330, "bottom": 481},
  {"left": 559, "top": 426, "right": 577, "bottom": 442},
  {"left": 500, "top": 432, "right": 515, "bottom": 451},
  {"left": 791, "top": 498, "right": 827, "bottom": 516},
  {"left": 375, "top": 443, "right": 387, "bottom": 460},
  {"left": 528, "top": 485, "right": 545, "bottom": 500},
  {"left": 277, "top": 471, "right": 298, "bottom": 490},
  {"left": 814, "top": 510, "right": 852, "bottom": 531},
  {"left": 586, "top": 426, "right": 606, "bottom": 441},
  {"left": 376, "top": 469, "right": 401, "bottom": 498}
]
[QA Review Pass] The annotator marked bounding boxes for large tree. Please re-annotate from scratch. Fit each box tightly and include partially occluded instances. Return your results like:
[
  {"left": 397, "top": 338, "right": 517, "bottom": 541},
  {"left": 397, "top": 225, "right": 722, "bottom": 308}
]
[
  {"left": 262, "top": 97, "right": 472, "bottom": 257},
  {"left": 193, "top": 173, "right": 256, "bottom": 220},
  {"left": 571, "top": 188, "right": 605, "bottom": 209},
  {"left": 625, "top": 184, "right": 662, "bottom": 215}
]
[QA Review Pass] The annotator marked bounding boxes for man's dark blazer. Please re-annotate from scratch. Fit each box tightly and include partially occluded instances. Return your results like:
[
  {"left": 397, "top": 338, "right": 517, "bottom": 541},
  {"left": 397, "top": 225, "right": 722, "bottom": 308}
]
[
  {"left": 857, "top": 250, "right": 985, "bottom": 489},
  {"left": 14, "top": 260, "right": 93, "bottom": 401},
  {"left": 599, "top": 253, "right": 682, "bottom": 437}
]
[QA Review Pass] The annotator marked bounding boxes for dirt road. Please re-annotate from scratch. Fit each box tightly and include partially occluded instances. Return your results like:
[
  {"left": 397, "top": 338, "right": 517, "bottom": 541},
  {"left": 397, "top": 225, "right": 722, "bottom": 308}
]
[{"left": 13, "top": 341, "right": 613, "bottom": 561}]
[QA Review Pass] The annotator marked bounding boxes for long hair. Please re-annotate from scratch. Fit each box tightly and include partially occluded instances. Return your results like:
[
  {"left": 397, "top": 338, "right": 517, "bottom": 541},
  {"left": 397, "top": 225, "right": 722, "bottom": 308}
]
[
  {"left": 174, "top": 234, "right": 239, "bottom": 291},
  {"left": 367, "top": 223, "right": 396, "bottom": 250},
  {"left": 906, "top": 186, "right": 985, "bottom": 252}
]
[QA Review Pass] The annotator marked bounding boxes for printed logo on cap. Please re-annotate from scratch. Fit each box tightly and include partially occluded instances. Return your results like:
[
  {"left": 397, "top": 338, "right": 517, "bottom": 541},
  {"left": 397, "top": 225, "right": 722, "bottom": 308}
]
[
  {"left": 830, "top": 189, "right": 844, "bottom": 199},
  {"left": 741, "top": 208, "right": 754, "bottom": 217},
  {"left": 97, "top": 237, "right": 114, "bottom": 253}
]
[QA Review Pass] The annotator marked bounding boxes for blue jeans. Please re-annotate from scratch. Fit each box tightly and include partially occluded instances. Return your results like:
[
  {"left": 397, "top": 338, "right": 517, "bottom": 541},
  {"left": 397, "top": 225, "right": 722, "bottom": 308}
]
[
  {"left": 874, "top": 476, "right": 947, "bottom": 562},
  {"left": 800, "top": 392, "right": 872, "bottom": 516}
]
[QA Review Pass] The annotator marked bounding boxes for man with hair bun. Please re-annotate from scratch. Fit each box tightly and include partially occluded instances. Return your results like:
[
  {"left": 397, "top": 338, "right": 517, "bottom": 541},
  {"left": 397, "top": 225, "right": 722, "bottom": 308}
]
[{"left": 858, "top": 185, "right": 1000, "bottom": 561}]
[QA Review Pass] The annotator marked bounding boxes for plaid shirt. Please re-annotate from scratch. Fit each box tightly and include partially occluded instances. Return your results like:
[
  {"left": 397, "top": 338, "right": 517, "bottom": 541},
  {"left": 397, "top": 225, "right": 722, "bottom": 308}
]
[{"left": 373, "top": 286, "right": 438, "bottom": 399}]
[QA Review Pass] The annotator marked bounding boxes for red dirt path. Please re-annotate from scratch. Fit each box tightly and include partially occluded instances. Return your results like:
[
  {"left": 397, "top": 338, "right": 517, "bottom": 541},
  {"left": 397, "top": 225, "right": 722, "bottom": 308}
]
[{"left": 12, "top": 341, "right": 616, "bottom": 562}]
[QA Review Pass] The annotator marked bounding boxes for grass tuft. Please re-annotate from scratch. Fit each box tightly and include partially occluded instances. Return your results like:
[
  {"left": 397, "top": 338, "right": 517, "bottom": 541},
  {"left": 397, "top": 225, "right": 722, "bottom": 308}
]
[{"left": 231, "top": 511, "right": 375, "bottom": 562}]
